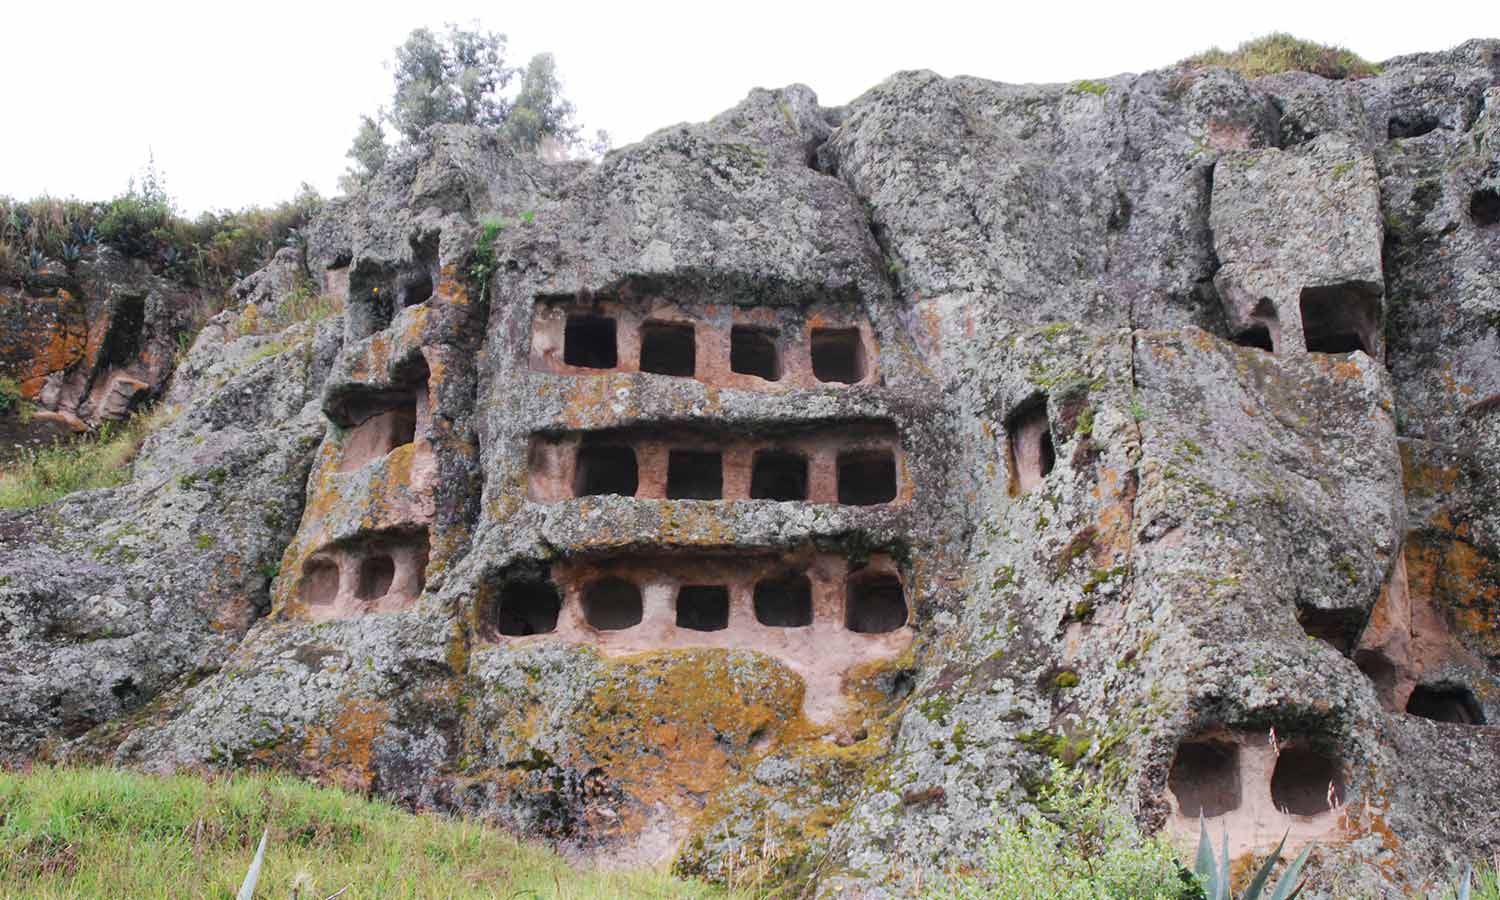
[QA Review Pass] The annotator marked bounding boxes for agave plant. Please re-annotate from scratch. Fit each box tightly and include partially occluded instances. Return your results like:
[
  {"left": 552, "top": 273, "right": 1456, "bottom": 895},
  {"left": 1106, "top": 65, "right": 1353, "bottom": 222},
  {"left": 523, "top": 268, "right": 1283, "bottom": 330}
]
[
  {"left": 1195, "top": 818, "right": 1312, "bottom": 900},
  {"left": 61, "top": 243, "right": 83, "bottom": 268},
  {"left": 27, "top": 248, "right": 45, "bottom": 272},
  {"left": 70, "top": 222, "right": 98, "bottom": 246},
  {"left": 283, "top": 226, "right": 306, "bottom": 248}
]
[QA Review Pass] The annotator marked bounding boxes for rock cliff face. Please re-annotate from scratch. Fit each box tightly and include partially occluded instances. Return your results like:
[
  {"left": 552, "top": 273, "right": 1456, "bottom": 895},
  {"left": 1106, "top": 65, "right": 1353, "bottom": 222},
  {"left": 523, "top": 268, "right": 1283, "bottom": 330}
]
[
  {"left": 0, "top": 247, "right": 199, "bottom": 429},
  {"left": 3, "top": 40, "right": 1500, "bottom": 896}
]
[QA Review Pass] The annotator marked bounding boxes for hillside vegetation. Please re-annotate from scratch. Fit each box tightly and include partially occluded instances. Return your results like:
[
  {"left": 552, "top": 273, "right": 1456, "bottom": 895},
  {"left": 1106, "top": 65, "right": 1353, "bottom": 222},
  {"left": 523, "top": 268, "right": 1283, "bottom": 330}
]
[
  {"left": 1183, "top": 32, "right": 1381, "bottom": 80},
  {"left": 0, "top": 766, "right": 738, "bottom": 899}
]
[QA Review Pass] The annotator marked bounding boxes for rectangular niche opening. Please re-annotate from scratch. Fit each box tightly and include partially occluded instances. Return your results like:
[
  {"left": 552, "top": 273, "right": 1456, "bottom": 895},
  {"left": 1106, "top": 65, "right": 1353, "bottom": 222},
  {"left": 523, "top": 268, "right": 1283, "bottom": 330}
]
[
  {"left": 639, "top": 321, "right": 696, "bottom": 377},
  {"left": 1406, "top": 683, "right": 1485, "bottom": 725},
  {"left": 750, "top": 450, "right": 808, "bottom": 501},
  {"left": 837, "top": 449, "right": 898, "bottom": 505},
  {"left": 301, "top": 557, "right": 340, "bottom": 609},
  {"left": 667, "top": 450, "right": 723, "bottom": 500},
  {"left": 754, "top": 573, "right": 813, "bottom": 627},
  {"left": 582, "top": 577, "right": 643, "bottom": 631},
  {"left": 676, "top": 585, "right": 730, "bottom": 631},
  {"left": 495, "top": 577, "right": 562, "bottom": 636},
  {"left": 1007, "top": 399, "right": 1055, "bottom": 495},
  {"left": 730, "top": 326, "right": 781, "bottom": 381},
  {"left": 1168, "top": 738, "right": 1241, "bottom": 819},
  {"left": 846, "top": 573, "right": 907, "bottom": 633},
  {"left": 564, "top": 314, "right": 618, "bottom": 369},
  {"left": 574, "top": 445, "right": 639, "bottom": 497},
  {"left": 1270, "top": 745, "right": 1345, "bottom": 816},
  {"left": 811, "top": 328, "right": 867, "bottom": 383},
  {"left": 1299, "top": 284, "right": 1379, "bottom": 356}
]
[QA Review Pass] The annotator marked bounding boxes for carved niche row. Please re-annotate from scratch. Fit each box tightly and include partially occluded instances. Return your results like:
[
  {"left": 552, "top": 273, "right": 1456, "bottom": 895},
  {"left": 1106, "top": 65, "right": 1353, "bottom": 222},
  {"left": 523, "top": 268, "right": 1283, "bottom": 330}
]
[
  {"left": 529, "top": 297, "right": 879, "bottom": 389},
  {"left": 527, "top": 423, "right": 905, "bottom": 506}
]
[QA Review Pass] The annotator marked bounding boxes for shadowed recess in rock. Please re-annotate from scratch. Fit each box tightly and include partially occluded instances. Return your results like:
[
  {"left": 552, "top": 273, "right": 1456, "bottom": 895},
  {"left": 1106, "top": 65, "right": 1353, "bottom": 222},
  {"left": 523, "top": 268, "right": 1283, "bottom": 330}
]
[
  {"left": 730, "top": 325, "right": 782, "bottom": 381},
  {"left": 837, "top": 449, "right": 898, "bottom": 506},
  {"left": 493, "top": 577, "right": 564, "bottom": 637},
  {"left": 751, "top": 450, "right": 809, "bottom": 501},
  {"left": 845, "top": 573, "right": 907, "bottom": 633},
  {"left": 676, "top": 585, "right": 730, "bottom": 631},
  {"left": 582, "top": 578, "right": 644, "bottom": 631},
  {"left": 754, "top": 573, "right": 814, "bottom": 627},
  {"left": 573, "top": 444, "right": 638, "bottom": 497},
  {"left": 1168, "top": 739, "right": 1242, "bottom": 819},
  {"left": 811, "top": 327, "right": 866, "bottom": 383},
  {"left": 299, "top": 529, "right": 431, "bottom": 622},
  {"left": 639, "top": 320, "right": 696, "bottom": 376},
  {"left": 1473, "top": 188, "right": 1500, "bottom": 227},
  {"left": 1405, "top": 683, "right": 1485, "bottom": 725},
  {"left": 1299, "top": 283, "right": 1380, "bottom": 356},
  {"left": 329, "top": 356, "right": 429, "bottom": 473},
  {"left": 1007, "top": 398, "right": 1054, "bottom": 495},
  {"left": 1270, "top": 746, "right": 1345, "bottom": 816},
  {"left": 564, "top": 314, "right": 618, "bottom": 369},
  {"left": 1296, "top": 605, "right": 1366, "bottom": 656},
  {"left": 667, "top": 450, "right": 723, "bottom": 500}
]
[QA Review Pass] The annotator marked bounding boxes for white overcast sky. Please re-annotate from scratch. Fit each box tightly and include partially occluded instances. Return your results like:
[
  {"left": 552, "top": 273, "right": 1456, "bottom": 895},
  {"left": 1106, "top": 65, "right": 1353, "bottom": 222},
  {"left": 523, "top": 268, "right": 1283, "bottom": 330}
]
[{"left": 2, "top": 1, "right": 1492, "bottom": 215}]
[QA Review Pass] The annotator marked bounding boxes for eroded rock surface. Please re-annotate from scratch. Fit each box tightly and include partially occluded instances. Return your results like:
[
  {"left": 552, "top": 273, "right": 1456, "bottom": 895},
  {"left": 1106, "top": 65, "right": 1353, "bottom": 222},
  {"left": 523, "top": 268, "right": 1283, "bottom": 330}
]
[{"left": 3, "top": 41, "right": 1500, "bottom": 898}]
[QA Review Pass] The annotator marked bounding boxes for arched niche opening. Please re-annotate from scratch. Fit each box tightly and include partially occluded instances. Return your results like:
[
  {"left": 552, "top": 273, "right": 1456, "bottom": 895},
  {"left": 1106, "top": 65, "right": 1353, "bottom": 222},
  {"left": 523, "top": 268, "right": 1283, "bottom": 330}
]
[{"left": 1168, "top": 738, "right": 1241, "bottom": 819}]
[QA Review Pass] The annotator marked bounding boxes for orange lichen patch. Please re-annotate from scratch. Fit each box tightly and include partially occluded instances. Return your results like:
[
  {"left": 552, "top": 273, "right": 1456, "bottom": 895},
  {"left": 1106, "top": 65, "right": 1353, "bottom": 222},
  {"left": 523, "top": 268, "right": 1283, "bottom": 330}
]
[
  {"left": 0, "top": 291, "right": 89, "bottom": 390},
  {"left": 436, "top": 265, "right": 470, "bottom": 307},
  {"left": 301, "top": 698, "right": 392, "bottom": 793},
  {"left": 1398, "top": 443, "right": 1459, "bottom": 498},
  {"left": 576, "top": 649, "right": 806, "bottom": 818}
]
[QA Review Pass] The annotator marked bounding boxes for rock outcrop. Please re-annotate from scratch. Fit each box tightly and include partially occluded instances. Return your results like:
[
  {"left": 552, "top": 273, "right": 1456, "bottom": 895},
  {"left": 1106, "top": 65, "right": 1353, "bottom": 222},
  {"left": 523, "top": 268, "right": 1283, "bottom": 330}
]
[
  {"left": 0, "top": 246, "right": 199, "bottom": 429},
  {"left": 3, "top": 40, "right": 1500, "bottom": 897}
]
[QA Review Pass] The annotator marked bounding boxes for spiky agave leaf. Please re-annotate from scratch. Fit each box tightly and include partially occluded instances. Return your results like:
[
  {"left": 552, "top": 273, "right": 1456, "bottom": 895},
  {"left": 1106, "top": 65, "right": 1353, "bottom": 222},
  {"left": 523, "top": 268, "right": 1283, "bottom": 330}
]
[
  {"left": 1267, "top": 841, "right": 1315, "bottom": 900},
  {"left": 237, "top": 829, "right": 268, "bottom": 900}
]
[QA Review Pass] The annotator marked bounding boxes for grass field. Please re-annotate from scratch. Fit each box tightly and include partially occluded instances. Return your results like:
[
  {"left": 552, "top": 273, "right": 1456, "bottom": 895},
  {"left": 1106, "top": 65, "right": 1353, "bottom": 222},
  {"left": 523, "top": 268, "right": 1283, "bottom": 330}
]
[{"left": 0, "top": 766, "right": 739, "bottom": 899}]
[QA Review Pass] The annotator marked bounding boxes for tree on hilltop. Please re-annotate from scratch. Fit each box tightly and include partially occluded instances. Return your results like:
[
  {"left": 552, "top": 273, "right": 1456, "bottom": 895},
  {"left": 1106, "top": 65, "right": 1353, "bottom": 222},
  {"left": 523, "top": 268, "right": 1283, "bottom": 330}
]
[{"left": 341, "top": 22, "right": 603, "bottom": 190}]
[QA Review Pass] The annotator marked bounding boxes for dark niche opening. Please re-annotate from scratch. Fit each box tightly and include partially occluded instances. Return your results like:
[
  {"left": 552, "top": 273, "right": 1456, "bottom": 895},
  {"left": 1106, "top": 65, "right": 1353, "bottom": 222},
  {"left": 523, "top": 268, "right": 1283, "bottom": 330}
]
[
  {"left": 357, "top": 555, "right": 396, "bottom": 601},
  {"left": 750, "top": 450, "right": 808, "bottom": 501},
  {"left": 811, "top": 328, "right": 867, "bottom": 383},
  {"left": 676, "top": 585, "right": 730, "bottom": 631},
  {"left": 397, "top": 268, "right": 434, "bottom": 308},
  {"left": 1388, "top": 115, "right": 1439, "bottom": 139},
  {"left": 564, "top": 314, "right": 618, "bottom": 369},
  {"left": 1168, "top": 739, "right": 1241, "bottom": 819},
  {"left": 730, "top": 326, "right": 781, "bottom": 381},
  {"left": 667, "top": 450, "right": 723, "bottom": 500},
  {"left": 574, "top": 445, "right": 638, "bottom": 497},
  {"left": 1269, "top": 746, "right": 1345, "bottom": 816},
  {"left": 301, "top": 557, "right": 340, "bottom": 608},
  {"left": 846, "top": 573, "right": 907, "bottom": 633},
  {"left": 102, "top": 294, "right": 147, "bottom": 367},
  {"left": 754, "top": 573, "right": 813, "bottom": 627},
  {"left": 1300, "top": 284, "right": 1380, "bottom": 356},
  {"left": 837, "top": 449, "right": 898, "bottom": 506},
  {"left": 1008, "top": 399, "right": 1054, "bottom": 495},
  {"left": 1406, "top": 683, "right": 1485, "bottom": 725},
  {"left": 1234, "top": 325, "right": 1275, "bottom": 352},
  {"left": 639, "top": 321, "right": 696, "bottom": 377},
  {"left": 1296, "top": 604, "right": 1365, "bottom": 656},
  {"left": 582, "top": 578, "right": 643, "bottom": 631},
  {"left": 495, "top": 578, "right": 562, "bottom": 636},
  {"left": 1472, "top": 188, "right": 1500, "bottom": 228}
]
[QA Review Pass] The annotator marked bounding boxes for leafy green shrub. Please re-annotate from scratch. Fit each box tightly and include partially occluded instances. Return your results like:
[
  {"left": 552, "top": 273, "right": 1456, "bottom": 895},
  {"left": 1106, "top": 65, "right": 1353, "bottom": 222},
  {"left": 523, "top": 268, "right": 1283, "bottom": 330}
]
[
  {"left": 1183, "top": 33, "right": 1380, "bottom": 80},
  {"left": 935, "top": 762, "right": 1199, "bottom": 899},
  {"left": 0, "top": 407, "right": 170, "bottom": 509},
  {"left": 0, "top": 765, "right": 736, "bottom": 899},
  {"left": 0, "top": 376, "right": 20, "bottom": 414}
]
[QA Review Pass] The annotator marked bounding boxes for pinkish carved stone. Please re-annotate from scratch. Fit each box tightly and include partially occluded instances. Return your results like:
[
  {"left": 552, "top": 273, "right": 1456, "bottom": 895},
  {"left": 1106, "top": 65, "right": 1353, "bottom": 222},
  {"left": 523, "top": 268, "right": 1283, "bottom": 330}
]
[
  {"left": 301, "top": 530, "right": 430, "bottom": 623},
  {"left": 1007, "top": 402, "right": 1054, "bottom": 495},
  {"left": 528, "top": 297, "right": 880, "bottom": 390}
]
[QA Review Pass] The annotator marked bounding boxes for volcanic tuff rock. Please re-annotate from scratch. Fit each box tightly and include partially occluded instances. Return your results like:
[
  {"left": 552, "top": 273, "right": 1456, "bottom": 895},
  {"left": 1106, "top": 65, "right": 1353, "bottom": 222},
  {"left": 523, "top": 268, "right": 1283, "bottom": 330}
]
[{"left": 3, "top": 40, "right": 1500, "bottom": 898}]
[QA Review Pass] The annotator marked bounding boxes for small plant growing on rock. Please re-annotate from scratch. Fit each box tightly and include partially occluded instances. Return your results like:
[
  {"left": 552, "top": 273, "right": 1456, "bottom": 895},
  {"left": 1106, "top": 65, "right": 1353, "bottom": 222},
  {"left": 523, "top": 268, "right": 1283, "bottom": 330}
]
[{"left": 1193, "top": 819, "right": 1310, "bottom": 900}]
